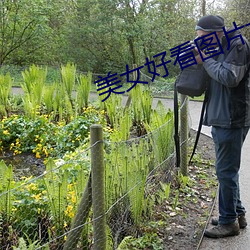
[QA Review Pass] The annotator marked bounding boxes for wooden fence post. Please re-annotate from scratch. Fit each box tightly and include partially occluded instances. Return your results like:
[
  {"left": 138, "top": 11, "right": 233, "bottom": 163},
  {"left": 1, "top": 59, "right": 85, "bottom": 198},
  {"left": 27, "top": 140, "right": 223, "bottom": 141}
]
[
  {"left": 180, "top": 94, "right": 188, "bottom": 176},
  {"left": 91, "top": 124, "right": 106, "bottom": 250}
]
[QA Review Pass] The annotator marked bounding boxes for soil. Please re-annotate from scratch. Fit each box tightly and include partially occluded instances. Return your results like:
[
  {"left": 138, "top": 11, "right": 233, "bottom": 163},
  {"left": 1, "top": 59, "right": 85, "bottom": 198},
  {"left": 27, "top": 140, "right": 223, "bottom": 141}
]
[
  {"left": 159, "top": 130, "right": 217, "bottom": 250},
  {"left": 0, "top": 152, "right": 45, "bottom": 180}
]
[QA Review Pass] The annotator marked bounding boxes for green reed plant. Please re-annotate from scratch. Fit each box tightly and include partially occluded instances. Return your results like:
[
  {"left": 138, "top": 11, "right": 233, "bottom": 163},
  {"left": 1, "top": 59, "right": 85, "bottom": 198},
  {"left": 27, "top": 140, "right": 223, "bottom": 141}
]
[
  {"left": 61, "top": 63, "right": 76, "bottom": 102},
  {"left": 21, "top": 65, "right": 47, "bottom": 118},
  {"left": 105, "top": 136, "right": 153, "bottom": 226},
  {"left": 42, "top": 157, "right": 91, "bottom": 248},
  {"left": 140, "top": 88, "right": 153, "bottom": 124},
  {"left": 52, "top": 82, "right": 74, "bottom": 122},
  {"left": 53, "top": 83, "right": 65, "bottom": 121},
  {"left": 0, "top": 73, "right": 12, "bottom": 117},
  {"left": 130, "top": 85, "right": 143, "bottom": 125},
  {"left": 127, "top": 141, "right": 149, "bottom": 224},
  {"left": 0, "top": 161, "right": 14, "bottom": 222},
  {"left": 43, "top": 84, "right": 55, "bottom": 114},
  {"left": 130, "top": 85, "right": 152, "bottom": 125},
  {"left": 43, "top": 159, "right": 69, "bottom": 232},
  {"left": 144, "top": 100, "right": 174, "bottom": 164},
  {"left": 76, "top": 72, "right": 92, "bottom": 111},
  {"left": 102, "top": 94, "right": 123, "bottom": 128},
  {"left": 108, "top": 108, "right": 132, "bottom": 142}
]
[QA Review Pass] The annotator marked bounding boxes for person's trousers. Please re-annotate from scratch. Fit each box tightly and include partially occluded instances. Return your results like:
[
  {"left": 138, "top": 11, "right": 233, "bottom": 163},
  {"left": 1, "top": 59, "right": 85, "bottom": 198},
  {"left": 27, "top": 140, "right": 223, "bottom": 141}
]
[{"left": 211, "top": 126, "right": 249, "bottom": 225}]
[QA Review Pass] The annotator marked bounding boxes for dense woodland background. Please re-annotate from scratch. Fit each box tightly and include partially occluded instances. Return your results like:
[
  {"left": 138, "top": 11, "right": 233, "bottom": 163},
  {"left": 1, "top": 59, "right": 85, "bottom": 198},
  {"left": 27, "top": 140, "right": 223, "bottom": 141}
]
[{"left": 0, "top": 0, "right": 250, "bottom": 78}]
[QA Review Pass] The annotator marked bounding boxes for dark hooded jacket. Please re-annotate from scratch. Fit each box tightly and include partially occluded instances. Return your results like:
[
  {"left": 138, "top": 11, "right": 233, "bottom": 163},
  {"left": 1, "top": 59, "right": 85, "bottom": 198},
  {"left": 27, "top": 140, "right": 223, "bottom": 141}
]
[{"left": 203, "top": 28, "right": 250, "bottom": 128}]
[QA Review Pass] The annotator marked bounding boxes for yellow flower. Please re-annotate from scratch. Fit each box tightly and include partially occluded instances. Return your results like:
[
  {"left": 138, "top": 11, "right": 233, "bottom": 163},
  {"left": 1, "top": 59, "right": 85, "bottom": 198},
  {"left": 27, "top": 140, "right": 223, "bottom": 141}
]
[
  {"left": 14, "top": 149, "right": 22, "bottom": 155},
  {"left": 32, "top": 193, "right": 42, "bottom": 201},
  {"left": 12, "top": 207, "right": 17, "bottom": 212},
  {"left": 36, "top": 152, "right": 41, "bottom": 159},
  {"left": 42, "top": 147, "right": 49, "bottom": 157},
  {"left": 26, "top": 183, "right": 37, "bottom": 191},
  {"left": 3, "top": 130, "right": 9, "bottom": 135},
  {"left": 71, "top": 195, "right": 76, "bottom": 204},
  {"left": 65, "top": 205, "right": 74, "bottom": 218}
]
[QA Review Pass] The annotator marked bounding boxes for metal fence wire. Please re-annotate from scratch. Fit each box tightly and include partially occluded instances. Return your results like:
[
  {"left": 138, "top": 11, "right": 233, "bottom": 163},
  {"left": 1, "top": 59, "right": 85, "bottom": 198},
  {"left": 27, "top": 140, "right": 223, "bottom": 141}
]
[{"left": 0, "top": 93, "right": 191, "bottom": 249}]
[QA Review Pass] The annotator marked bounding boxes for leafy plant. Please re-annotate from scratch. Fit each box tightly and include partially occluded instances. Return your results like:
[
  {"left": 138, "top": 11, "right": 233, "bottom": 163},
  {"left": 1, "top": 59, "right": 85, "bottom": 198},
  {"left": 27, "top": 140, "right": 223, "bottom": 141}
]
[
  {"left": 117, "top": 233, "right": 163, "bottom": 250},
  {"left": 130, "top": 85, "right": 152, "bottom": 126},
  {"left": 101, "top": 93, "right": 123, "bottom": 128},
  {"left": 76, "top": 72, "right": 92, "bottom": 111},
  {"left": 0, "top": 107, "right": 102, "bottom": 158},
  {"left": 12, "top": 177, "right": 49, "bottom": 241},
  {"left": 43, "top": 84, "right": 56, "bottom": 114},
  {"left": 0, "top": 73, "right": 12, "bottom": 117},
  {"left": 144, "top": 100, "right": 174, "bottom": 164},
  {"left": 0, "top": 161, "right": 15, "bottom": 222},
  {"left": 60, "top": 63, "right": 76, "bottom": 103},
  {"left": 43, "top": 159, "right": 68, "bottom": 227},
  {"left": 21, "top": 65, "right": 47, "bottom": 118},
  {"left": 172, "top": 190, "right": 180, "bottom": 210},
  {"left": 158, "top": 182, "right": 171, "bottom": 203}
]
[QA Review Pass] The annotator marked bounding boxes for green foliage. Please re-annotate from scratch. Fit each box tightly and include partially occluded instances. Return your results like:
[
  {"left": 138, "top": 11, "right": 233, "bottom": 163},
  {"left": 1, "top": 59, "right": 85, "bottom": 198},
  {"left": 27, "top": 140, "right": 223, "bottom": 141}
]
[
  {"left": 43, "top": 85, "right": 56, "bottom": 113},
  {"left": 178, "top": 172, "right": 192, "bottom": 189},
  {"left": 21, "top": 65, "right": 47, "bottom": 118},
  {"left": 61, "top": 63, "right": 76, "bottom": 101},
  {"left": 0, "top": 0, "right": 52, "bottom": 65},
  {"left": 43, "top": 159, "right": 68, "bottom": 230},
  {"left": 0, "top": 0, "right": 226, "bottom": 73},
  {"left": 144, "top": 100, "right": 174, "bottom": 163},
  {"left": 12, "top": 177, "right": 48, "bottom": 240},
  {"left": 65, "top": 0, "right": 199, "bottom": 74},
  {"left": 117, "top": 233, "right": 163, "bottom": 250},
  {"left": 0, "top": 108, "right": 101, "bottom": 157},
  {"left": 158, "top": 182, "right": 171, "bottom": 203},
  {"left": 101, "top": 93, "right": 124, "bottom": 128},
  {"left": 13, "top": 235, "right": 47, "bottom": 250},
  {"left": 105, "top": 136, "right": 153, "bottom": 227},
  {"left": 0, "top": 73, "right": 12, "bottom": 117},
  {"left": 0, "top": 161, "right": 14, "bottom": 222},
  {"left": 0, "top": 67, "right": 180, "bottom": 247},
  {"left": 77, "top": 72, "right": 92, "bottom": 110},
  {"left": 130, "top": 85, "right": 153, "bottom": 125}
]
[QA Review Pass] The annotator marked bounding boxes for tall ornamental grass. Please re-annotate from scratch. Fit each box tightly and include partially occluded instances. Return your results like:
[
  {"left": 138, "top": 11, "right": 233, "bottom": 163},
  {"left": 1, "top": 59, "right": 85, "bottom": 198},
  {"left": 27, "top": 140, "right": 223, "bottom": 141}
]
[
  {"left": 0, "top": 73, "right": 12, "bottom": 117},
  {"left": 21, "top": 65, "right": 47, "bottom": 118}
]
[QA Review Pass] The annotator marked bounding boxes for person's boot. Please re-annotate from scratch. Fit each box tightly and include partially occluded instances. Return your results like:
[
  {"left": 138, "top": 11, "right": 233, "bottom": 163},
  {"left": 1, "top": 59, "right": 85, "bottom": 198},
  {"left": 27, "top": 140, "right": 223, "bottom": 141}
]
[
  {"left": 211, "top": 214, "right": 247, "bottom": 229},
  {"left": 204, "top": 222, "right": 240, "bottom": 238}
]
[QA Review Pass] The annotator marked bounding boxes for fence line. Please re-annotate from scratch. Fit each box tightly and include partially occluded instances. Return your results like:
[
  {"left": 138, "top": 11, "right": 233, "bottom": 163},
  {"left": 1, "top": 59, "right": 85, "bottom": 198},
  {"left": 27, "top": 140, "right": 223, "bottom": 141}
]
[{"left": 0, "top": 91, "right": 190, "bottom": 249}]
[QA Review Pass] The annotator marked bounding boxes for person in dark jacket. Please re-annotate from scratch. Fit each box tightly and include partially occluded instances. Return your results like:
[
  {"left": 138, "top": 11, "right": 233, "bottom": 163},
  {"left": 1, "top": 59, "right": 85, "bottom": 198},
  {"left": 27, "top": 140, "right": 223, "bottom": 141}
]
[{"left": 195, "top": 15, "right": 250, "bottom": 238}]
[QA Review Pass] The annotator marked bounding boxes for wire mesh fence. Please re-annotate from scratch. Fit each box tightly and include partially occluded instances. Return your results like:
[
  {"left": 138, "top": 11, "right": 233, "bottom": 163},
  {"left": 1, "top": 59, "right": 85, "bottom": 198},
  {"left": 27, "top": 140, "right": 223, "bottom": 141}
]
[
  {"left": 0, "top": 93, "right": 191, "bottom": 249},
  {"left": 0, "top": 62, "right": 192, "bottom": 249}
]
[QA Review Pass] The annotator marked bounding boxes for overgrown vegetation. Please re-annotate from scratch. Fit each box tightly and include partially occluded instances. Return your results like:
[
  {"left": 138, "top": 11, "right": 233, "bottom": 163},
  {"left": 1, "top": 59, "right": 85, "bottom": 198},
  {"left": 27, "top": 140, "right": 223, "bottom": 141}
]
[
  {"left": 0, "top": 62, "right": 218, "bottom": 249},
  {"left": 0, "top": 64, "right": 176, "bottom": 249}
]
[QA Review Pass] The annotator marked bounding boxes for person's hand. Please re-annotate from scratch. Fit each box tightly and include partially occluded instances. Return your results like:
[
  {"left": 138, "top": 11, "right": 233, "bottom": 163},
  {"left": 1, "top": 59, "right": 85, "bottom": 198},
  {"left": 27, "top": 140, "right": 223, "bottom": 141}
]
[{"left": 195, "top": 48, "right": 207, "bottom": 64}]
